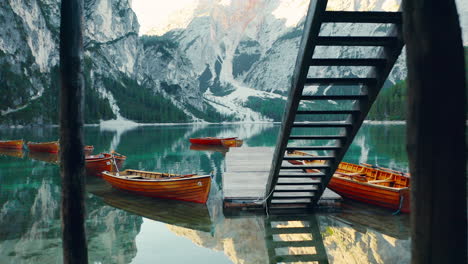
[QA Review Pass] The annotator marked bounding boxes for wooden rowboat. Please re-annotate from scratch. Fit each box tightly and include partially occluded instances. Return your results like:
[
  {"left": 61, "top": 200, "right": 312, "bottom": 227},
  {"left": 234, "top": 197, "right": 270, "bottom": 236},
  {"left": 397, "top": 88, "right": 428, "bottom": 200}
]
[
  {"left": 85, "top": 153, "right": 114, "bottom": 177},
  {"left": 189, "top": 137, "right": 237, "bottom": 145},
  {"left": 101, "top": 169, "right": 211, "bottom": 204},
  {"left": 0, "top": 139, "right": 24, "bottom": 149},
  {"left": 287, "top": 150, "right": 411, "bottom": 213},
  {"left": 87, "top": 177, "right": 213, "bottom": 232},
  {"left": 110, "top": 151, "right": 126, "bottom": 170},
  {"left": 27, "top": 141, "right": 59, "bottom": 153},
  {"left": 221, "top": 138, "right": 243, "bottom": 147}
]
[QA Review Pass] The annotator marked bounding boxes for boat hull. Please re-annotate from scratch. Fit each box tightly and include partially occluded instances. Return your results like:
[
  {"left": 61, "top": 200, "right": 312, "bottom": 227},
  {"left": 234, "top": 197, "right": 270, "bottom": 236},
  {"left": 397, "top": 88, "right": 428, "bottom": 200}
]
[
  {"left": 27, "top": 141, "right": 59, "bottom": 153},
  {"left": 221, "top": 139, "right": 243, "bottom": 147},
  {"left": 0, "top": 140, "right": 24, "bottom": 149},
  {"left": 189, "top": 137, "right": 236, "bottom": 145},
  {"left": 102, "top": 171, "right": 211, "bottom": 204},
  {"left": 328, "top": 176, "right": 410, "bottom": 213},
  {"left": 85, "top": 153, "right": 113, "bottom": 177}
]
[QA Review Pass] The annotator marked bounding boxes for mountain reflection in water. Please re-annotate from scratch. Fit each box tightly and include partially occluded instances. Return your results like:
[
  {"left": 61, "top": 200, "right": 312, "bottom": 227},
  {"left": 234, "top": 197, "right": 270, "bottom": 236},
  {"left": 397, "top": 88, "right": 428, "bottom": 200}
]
[{"left": 0, "top": 123, "right": 410, "bottom": 263}]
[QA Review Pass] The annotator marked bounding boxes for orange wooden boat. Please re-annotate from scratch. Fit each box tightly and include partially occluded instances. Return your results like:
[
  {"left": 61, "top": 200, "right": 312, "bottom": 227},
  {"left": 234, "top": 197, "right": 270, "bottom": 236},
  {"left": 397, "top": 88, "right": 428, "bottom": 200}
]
[
  {"left": 0, "top": 139, "right": 24, "bottom": 149},
  {"left": 85, "top": 153, "right": 113, "bottom": 177},
  {"left": 189, "top": 137, "right": 237, "bottom": 145},
  {"left": 287, "top": 150, "right": 411, "bottom": 213},
  {"left": 27, "top": 141, "right": 59, "bottom": 153},
  {"left": 0, "top": 148, "right": 25, "bottom": 158},
  {"left": 101, "top": 169, "right": 211, "bottom": 204},
  {"left": 221, "top": 138, "right": 243, "bottom": 147}
]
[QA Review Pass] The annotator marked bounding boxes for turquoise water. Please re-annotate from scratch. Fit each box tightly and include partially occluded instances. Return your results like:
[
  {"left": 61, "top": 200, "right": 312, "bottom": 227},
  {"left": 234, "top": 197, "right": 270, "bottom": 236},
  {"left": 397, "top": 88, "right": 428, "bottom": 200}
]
[{"left": 0, "top": 123, "right": 410, "bottom": 263}]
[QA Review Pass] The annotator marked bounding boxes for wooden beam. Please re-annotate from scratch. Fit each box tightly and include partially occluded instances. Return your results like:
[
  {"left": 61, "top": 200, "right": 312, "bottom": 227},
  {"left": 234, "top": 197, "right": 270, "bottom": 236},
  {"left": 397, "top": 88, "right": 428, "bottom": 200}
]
[
  {"left": 403, "top": 0, "right": 466, "bottom": 263},
  {"left": 59, "top": 0, "right": 88, "bottom": 263},
  {"left": 322, "top": 11, "right": 402, "bottom": 24}
]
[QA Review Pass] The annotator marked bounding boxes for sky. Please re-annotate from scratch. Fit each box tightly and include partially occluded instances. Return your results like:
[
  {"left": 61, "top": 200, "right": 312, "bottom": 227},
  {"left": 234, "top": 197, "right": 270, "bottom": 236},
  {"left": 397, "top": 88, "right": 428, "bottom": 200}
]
[{"left": 131, "top": 0, "right": 197, "bottom": 35}]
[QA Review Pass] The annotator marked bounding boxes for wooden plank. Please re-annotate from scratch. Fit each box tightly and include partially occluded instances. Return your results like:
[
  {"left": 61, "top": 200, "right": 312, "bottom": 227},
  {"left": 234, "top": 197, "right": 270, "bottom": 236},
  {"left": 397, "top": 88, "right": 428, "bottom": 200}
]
[
  {"left": 305, "top": 77, "right": 377, "bottom": 85},
  {"left": 59, "top": 0, "right": 88, "bottom": 263},
  {"left": 316, "top": 36, "right": 398, "bottom": 46},
  {"left": 266, "top": 0, "right": 329, "bottom": 203},
  {"left": 309, "top": 58, "right": 387, "bottom": 66},
  {"left": 403, "top": 0, "right": 466, "bottom": 263},
  {"left": 322, "top": 11, "right": 402, "bottom": 24}
]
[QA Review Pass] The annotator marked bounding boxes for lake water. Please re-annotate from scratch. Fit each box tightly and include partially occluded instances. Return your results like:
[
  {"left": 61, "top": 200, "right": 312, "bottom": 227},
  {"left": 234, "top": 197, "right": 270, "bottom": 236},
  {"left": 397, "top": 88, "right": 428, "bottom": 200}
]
[{"left": 0, "top": 123, "right": 410, "bottom": 263}]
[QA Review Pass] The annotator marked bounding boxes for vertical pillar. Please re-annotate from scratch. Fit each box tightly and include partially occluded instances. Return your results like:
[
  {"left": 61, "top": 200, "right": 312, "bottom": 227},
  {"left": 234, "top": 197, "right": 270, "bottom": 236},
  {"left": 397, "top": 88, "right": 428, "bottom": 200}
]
[
  {"left": 403, "top": 1, "right": 466, "bottom": 263},
  {"left": 59, "top": 0, "right": 88, "bottom": 263}
]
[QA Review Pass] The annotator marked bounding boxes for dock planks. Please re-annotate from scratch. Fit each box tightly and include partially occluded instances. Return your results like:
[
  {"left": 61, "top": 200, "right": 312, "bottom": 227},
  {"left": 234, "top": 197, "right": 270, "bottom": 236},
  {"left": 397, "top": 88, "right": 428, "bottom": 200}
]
[{"left": 223, "top": 147, "right": 341, "bottom": 212}]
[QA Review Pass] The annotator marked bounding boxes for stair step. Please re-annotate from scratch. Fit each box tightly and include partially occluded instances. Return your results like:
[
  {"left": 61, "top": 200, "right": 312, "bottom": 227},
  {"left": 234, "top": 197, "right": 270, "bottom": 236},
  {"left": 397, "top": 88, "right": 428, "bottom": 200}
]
[
  {"left": 274, "top": 189, "right": 317, "bottom": 193},
  {"left": 283, "top": 155, "right": 335, "bottom": 160},
  {"left": 285, "top": 146, "right": 340, "bottom": 151},
  {"left": 296, "top": 110, "right": 360, "bottom": 115},
  {"left": 292, "top": 122, "right": 352, "bottom": 127},
  {"left": 301, "top": 95, "right": 367, "bottom": 100},
  {"left": 275, "top": 182, "right": 321, "bottom": 186},
  {"left": 322, "top": 11, "right": 402, "bottom": 24},
  {"left": 268, "top": 227, "right": 314, "bottom": 235},
  {"left": 271, "top": 196, "right": 315, "bottom": 200},
  {"left": 305, "top": 77, "right": 377, "bottom": 85},
  {"left": 270, "top": 240, "right": 318, "bottom": 248},
  {"left": 289, "top": 135, "right": 345, "bottom": 140},
  {"left": 310, "top": 58, "right": 387, "bottom": 67},
  {"left": 281, "top": 165, "right": 330, "bottom": 170},
  {"left": 274, "top": 254, "right": 325, "bottom": 262},
  {"left": 278, "top": 172, "right": 326, "bottom": 178},
  {"left": 316, "top": 36, "right": 398, "bottom": 46}
]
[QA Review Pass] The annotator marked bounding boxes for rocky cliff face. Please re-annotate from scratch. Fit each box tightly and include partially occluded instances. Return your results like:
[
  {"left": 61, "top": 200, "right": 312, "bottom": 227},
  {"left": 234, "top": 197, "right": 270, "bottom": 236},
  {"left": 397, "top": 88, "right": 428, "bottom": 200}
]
[{"left": 1, "top": 0, "right": 466, "bottom": 124}]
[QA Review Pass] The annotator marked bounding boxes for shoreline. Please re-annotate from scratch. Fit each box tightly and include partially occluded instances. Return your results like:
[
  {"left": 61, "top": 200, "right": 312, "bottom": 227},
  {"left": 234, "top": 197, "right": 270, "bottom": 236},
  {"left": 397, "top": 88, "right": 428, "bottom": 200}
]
[{"left": 1, "top": 120, "right": 409, "bottom": 129}]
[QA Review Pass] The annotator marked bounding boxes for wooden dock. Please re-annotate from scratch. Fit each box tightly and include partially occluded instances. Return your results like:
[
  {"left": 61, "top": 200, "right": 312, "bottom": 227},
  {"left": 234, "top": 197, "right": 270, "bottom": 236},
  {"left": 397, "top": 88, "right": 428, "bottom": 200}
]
[{"left": 223, "top": 147, "right": 341, "bottom": 213}]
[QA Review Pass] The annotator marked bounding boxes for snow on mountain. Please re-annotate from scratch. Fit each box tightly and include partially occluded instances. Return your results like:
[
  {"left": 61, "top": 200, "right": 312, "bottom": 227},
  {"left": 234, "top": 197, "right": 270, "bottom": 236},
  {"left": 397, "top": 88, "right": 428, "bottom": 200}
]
[{"left": 1, "top": 0, "right": 466, "bottom": 124}]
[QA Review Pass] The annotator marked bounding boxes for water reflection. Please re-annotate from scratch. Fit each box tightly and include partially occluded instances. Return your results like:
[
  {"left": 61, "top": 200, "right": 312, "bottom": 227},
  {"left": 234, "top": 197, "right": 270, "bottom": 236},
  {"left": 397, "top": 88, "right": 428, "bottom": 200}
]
[
  {"left": 0, "top": 148, "right": 25, "bottom": 158},
  {"left": 87, "top": 176, "right": 213, "bottom": 233},
  {"left": 0, "top": 123, "right": 410, "bottom": 263},
  {"left": 28, "top": 151, "right": 59, "bottom": 164},
  {"left": 264, "top": 215, "right": 329, "bottom": 263}
]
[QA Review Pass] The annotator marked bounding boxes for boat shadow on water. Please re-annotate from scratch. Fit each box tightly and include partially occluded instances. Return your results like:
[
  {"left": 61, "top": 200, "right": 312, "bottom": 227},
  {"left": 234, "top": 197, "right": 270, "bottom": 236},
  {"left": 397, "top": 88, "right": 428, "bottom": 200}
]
[
  {"left": 86, "top": 176, "right": 214, "bottom": 233},
  {"left": 329, "top": 200, "right": 410, "bottom": 240}
]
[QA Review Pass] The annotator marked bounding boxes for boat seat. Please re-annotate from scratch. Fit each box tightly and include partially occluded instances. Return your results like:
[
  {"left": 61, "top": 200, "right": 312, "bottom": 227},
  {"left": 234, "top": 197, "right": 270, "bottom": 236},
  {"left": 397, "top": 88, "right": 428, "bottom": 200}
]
[
  {"left": 368, "top": 179, "right": 394, "bottom": 184},
  {"left": 124, "top": 175, "right": 143, "bottom": 179}
]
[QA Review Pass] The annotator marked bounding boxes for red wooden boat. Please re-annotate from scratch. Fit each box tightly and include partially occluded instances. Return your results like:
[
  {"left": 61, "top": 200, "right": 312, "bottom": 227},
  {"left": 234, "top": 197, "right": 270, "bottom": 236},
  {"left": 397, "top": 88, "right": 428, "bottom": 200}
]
[
  {"left": 101, "top": 169, "right": 211, "bottom": 204},
  {"left": 110, "top": 151, "right": 126, "bottom": 170},
  {"left": 0, "top": 139, "right": 24, "bottom": 149},
  {"left": 27, "top": 141, "right": 59, "bottom": 153},
  {"left": 85, "top": 152, "right": 126, "bottom": 176},
  {"left": 85, "top": 153, "right": 113, "bottom": 176},
  {"left": 287, "top": 150, "right": 411, "bottom": 213},
  {"left": 189, "top": 137, "right": 237, "bottom": 145}
]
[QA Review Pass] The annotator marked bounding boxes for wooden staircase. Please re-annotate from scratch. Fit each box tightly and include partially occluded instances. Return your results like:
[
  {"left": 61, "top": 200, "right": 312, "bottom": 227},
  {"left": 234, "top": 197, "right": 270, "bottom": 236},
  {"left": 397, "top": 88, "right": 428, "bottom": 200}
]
[
  {"left": 266, "top": 0, "right": 404, "bottom": 212},
  {"left": 264, "top": 215, "right": 329, "bottom": 263}
]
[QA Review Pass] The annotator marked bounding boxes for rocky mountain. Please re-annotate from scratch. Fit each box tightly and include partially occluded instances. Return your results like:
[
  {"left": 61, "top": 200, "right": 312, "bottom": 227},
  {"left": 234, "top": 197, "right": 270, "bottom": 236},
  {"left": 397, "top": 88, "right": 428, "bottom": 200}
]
[{"left": 0, "top": 0, "right": 466, "bottom": 125}]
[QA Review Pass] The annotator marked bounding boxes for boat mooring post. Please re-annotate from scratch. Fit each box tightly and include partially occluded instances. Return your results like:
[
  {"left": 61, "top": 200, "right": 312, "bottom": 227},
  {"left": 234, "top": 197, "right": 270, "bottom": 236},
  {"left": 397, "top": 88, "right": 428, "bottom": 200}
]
[
  {"left": 59, "top": 0, "right": 88, "bottom": 263},
  {"left": 403, "top": 0, "right": 466, "bottom": 263}
]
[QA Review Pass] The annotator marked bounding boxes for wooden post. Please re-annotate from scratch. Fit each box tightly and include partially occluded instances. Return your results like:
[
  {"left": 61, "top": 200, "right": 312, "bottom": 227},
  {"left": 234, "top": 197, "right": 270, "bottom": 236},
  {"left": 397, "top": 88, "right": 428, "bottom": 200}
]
[
  {"left": 59, "top": 0, "right": 88, "bottom": 263},
  {"left": 403, "top": 1, "right": 466, "bottom": 263}
]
